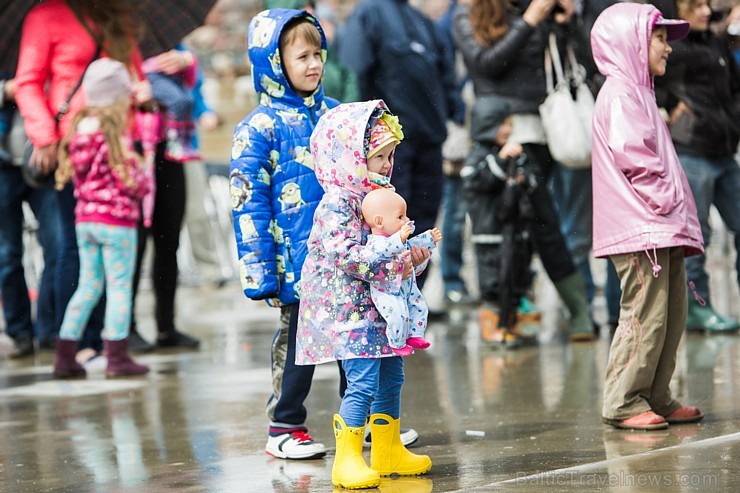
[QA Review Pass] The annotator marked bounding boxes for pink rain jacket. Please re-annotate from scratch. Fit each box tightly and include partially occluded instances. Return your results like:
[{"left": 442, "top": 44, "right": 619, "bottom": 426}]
[{"left": 590, "top": 3, "right": 703, "bottom": 259}]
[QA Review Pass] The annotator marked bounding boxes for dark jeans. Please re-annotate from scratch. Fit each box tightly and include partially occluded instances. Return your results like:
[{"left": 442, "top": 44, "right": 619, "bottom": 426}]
[
  {"left": 679, "top": 153, "right": 740, "bottom": 301},
  {"left": 440, "top": 176, "right": 468, "bottom": 294},
  {"left": 131, "top": 147, "right": 186, "bottom": 334},
  {"left": 390, "top": 139, "right": 444, "bottom": 289},
  {"left": 0, "top": 167, "right": 58, "bottom": 343},
  {"left": 270, "top": 304, "right": 315, "bottom": 430},
  {"left": 56, "top": 184, "right": 106, "bottom": 351}
]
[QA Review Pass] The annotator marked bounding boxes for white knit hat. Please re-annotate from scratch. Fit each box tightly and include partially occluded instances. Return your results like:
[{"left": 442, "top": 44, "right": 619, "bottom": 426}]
[{"left": 82, "top": 58, "right": 133, "bottom": 107}]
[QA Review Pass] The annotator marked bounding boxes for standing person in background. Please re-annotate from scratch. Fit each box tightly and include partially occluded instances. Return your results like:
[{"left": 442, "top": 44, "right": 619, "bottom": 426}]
[
  {"left": 53, "top": 58, "right": 151, "bottom": 378},
  {"left": 0, "top": 76, "right": 59, "bottom": 357},
  {"left": 15, "top": 0, "right": 152, "bottom": 359},
  {"left": 591, "top": 2, "right": 704, "bottom": 430},
  {"left": 653, "top": 0, "right": 740, "bottom": 333},
  {"left": 338, "top": 0, "right": 465, "bottom": 289},
  {"left": 128, "top": 45, "right": 202, "bottom": 350},
  {"left": 452, "top": 0, "right": 594, "bottom": 341},
  {"left": 230, "top": 8, "right": 337, "bottom": 460},
  {"left": 436, "top": 0, "right": 476, "bottom": 307}
]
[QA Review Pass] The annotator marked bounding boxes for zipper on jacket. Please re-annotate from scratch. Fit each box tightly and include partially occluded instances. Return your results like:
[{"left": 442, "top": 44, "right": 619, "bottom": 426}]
[{"left": 284, "top": 235, "right": 296, "bottom": 283}]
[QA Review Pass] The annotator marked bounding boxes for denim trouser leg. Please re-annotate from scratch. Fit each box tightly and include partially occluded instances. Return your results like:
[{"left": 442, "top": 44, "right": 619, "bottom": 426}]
[
  {"left": 0, "top": 167, "right": 33, "bottom": 341},
  {"left": 605, "top": 258, "right": 622, "bottom": 325},
  {"left": 340, "top": 356, "right": 404, "bottom": 428},
  {"left": 550, "top": 165, "right": 594, "bottom": 301},
  {"left": 27, "top": 179, "right": 60, "bottom": 342},
  {"left": 391, "top": 139, "right": 444, "bottom": 290},
  {"left": 55, "top": 185, "right": 105, "bottom": 338},
  {"left": 440, "top": 176, "right": 467, "bottom": 293},
  {"left": 679, "top": 153, "right": 740, "bottom": 300}
]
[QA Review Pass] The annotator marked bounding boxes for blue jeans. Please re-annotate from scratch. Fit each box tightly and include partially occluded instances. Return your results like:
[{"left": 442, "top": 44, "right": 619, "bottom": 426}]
[
  {"left": 440, "top": 176, "right": 468, "bottom": 294},
  {"left": 56, "top": 184, "right": 105, "bottom": 348},
  {"left": 679, "top": 153, "right": 740, "bottom": 301},
  {"left": 59, "top": 223, "right": 137, "bottom": 342},
  {"left": 0, "top": 167, "right": 58, "bottom": 343},
  {"left": 391, "top": 139, "right": 444, "bottom": 289},
  {"left": 550, "top": 165, "right": 595, "bottom": 302},
  {"left": 340, "top": 356, "right": 404, "bottom": 428}
]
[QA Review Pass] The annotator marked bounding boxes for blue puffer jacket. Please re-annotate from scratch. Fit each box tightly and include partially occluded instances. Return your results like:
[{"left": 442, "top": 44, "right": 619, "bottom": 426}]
[{"left": 230, "top": 8, "right": 338, "bottom": 305}]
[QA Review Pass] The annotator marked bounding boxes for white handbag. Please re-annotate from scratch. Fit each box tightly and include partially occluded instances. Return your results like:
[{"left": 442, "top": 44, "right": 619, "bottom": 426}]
[{"left": 539, "top": 33, "right": 594, "bottom": 169}]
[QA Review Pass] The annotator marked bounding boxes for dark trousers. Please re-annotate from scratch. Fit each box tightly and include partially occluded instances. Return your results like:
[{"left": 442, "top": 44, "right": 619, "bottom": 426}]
[
  {"left": 56, "top": 183, "right": 106, "bottom": 350},
  {"left": 390, "top": 138, "right": 444, "bottom": 289},
  {"left": 132, "top": 147, "right": 186, "bottom": 334},
  {"left": 0, "top": 167, "right": 59, "bottom": 343}
]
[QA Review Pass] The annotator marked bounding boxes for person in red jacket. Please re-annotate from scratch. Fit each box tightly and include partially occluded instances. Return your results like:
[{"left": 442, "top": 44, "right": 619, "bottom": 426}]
[{"left": 15, "top": 0, "right": 152, "bottom": 360}]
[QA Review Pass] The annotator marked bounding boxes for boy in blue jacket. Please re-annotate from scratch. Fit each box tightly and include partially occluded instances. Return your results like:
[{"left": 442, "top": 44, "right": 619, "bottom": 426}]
[{"left": 229, "top": 8, "right": 337, "bottom": 460}]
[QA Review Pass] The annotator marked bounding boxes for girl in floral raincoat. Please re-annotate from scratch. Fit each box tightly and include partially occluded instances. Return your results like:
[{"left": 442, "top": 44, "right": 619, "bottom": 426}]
[{"left": 296, "top": 100, "right": 432, "bottom": 489}]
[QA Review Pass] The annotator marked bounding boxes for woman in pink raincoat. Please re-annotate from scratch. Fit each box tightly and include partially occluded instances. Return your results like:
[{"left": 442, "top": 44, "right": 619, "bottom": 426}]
[{"left": 591, "top": 2, "right": 704, "bottom": 431}]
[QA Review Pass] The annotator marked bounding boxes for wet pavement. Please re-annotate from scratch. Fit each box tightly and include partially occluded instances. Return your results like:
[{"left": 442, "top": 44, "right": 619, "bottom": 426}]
[{"left": 1, "top": 242, "right": 740, "bottom": 492}]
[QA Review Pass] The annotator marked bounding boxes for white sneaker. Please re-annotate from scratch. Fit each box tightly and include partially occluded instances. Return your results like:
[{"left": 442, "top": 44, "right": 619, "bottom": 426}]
[
  {"left": 363, "top": 427, "right": 419, "bottom": 448},
  {"left": 266, "top": 431, "right": 326, "bottom": 460}
]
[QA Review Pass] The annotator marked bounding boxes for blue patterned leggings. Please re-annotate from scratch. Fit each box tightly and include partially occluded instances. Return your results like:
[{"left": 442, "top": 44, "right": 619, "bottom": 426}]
[{"left": 59, "top": 222, "right": 137, "bottom": 342}]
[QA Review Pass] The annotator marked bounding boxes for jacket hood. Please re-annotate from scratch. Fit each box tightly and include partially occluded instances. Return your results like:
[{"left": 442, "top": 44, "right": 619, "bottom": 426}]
[
  {"left": 310, "top": 100, "right": 395, "bottom": 196},
  {"left": 469, "top": 95, "right": 511, "bottom": 144},
  {"left": 591, "top": 3, "right": 664, "bottom": 89},
  {"left": 247, "top": 8, "right": 328, "bottom": 108}
]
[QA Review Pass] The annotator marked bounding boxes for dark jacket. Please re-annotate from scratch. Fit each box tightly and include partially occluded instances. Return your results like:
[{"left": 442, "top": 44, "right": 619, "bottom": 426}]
[
  {"left": 655, "top": 29, "right": 740, "bottom": 159},
  {"left": 337, "top": 0, "right": 463, "bottom": 143},
  {"left": 452, "top": 3, "right": 584, "bottom": 114}
]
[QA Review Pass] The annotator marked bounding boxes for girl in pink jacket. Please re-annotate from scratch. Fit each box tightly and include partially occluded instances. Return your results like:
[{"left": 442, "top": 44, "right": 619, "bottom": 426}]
[
  {"left": 52, "top": 59, "right": 151, "bottom": 378},
  {"left": 591, "top": 3, "right": 704, "bottom": 431}
]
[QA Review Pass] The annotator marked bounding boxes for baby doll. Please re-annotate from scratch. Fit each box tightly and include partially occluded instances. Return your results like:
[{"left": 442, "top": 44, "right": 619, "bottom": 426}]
[{"left": 361, "top": 188, "right": 442, "bottom": 356}]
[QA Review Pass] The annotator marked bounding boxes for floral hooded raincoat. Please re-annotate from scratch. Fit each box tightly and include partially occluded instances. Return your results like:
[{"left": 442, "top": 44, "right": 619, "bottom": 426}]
[{"left": 296, "top": 100, "right": 410, "bottom": 365}]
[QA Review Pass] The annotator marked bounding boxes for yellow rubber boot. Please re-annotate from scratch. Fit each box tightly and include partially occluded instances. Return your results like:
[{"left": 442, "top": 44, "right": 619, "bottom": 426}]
[
  {"left": 369, "top": 413, "right": 432, "bottom": 476},
  {"left": 332, "top": 414, "right": 380, "bottom": 489}
]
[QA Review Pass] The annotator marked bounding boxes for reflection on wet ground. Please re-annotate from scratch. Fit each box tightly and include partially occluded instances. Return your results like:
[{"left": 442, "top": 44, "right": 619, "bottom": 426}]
[{"left": 2, "top": 260, "right": 740, "bottom": 493}]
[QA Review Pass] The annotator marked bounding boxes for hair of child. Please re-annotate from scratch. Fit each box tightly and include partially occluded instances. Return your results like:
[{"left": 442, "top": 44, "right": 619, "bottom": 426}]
[
  {"left": 56, "top": 100, "right": 136, "bottom": 191},
  {"left": 279, "top": 17, "right": 322, "bottom": 53}
]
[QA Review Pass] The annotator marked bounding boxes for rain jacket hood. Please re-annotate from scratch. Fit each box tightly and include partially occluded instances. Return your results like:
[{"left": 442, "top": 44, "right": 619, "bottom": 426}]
[
  {"left": 310, "top": 100, "right": 396, "bottom": 197},
  {"left": 248, "top": 8, "right": 328, "bottom": 109},
  {"left": 590, "top": 3, "right": 703, "bottom": 259}
]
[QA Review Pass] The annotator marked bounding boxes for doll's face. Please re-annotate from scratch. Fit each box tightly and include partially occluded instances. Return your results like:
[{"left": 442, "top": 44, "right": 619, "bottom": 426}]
[
  {"left": 363, "top": 189, "right": 409, "bottom": 236},
  {"left": 366, "top": 142, "right": 396, "bottom": 176}
]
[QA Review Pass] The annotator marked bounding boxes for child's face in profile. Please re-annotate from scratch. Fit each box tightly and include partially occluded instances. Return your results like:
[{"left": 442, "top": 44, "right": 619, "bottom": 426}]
[
  {"left": 367, "top": 142, "right": 396, "bottom": 176},
  {"left": 494, "top": 116, "right": 514, "bottom": 146},
  {"left": 649, "top": 26, "right": 672, "bottom": 77},
  {"left": 282, "top": 37, "right": 323, "bottom": 97}
]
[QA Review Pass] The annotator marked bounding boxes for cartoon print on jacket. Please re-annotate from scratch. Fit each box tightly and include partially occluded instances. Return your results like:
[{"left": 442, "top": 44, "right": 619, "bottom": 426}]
[
  {"left": 296, "top": 100, "right": 425, "bottom": 365},
  {"left": 230, "top": 8, "right": 338, "bottom": 305}
]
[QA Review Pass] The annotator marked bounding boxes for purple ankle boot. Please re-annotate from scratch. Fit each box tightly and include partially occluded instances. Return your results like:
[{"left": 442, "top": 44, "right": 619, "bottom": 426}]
[
  {"left": 53, "top": 339, "right": 87, "bottom": 378},
  {"left": 105, "top": 339, "right": 150, "bottom": 377}
]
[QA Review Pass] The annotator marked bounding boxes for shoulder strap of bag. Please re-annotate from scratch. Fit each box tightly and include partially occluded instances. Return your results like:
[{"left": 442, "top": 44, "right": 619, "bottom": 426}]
[
  {"left": 565, "top": 42, "right": 587, "bottom": 86},
  {"left": 56, "top": 45, "right": 102, "bottom": 122},
  {"left": 547, "top": 33, "right": 566, "bottom": 88}
]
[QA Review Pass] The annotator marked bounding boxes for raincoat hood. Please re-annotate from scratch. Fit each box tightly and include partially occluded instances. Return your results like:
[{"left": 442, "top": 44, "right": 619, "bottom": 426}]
[
  {"left": 469, "top": 95, "right": 511, "bottom": 144},
  {"left": 310, "top": 100, "right": 397, "bottom": 197},
  {"left": 247, "top": 8, "right": 328, "bottom": 109},
  {"left": 591, "top": 3, "right": 683, "bottom": 89}
]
